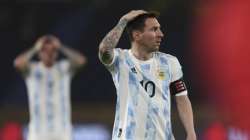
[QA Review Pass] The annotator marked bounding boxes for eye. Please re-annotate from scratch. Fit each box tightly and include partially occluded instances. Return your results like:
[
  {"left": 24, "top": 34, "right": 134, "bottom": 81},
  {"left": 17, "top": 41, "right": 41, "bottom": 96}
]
[
  {"left": 152, "top": 27, "right": 158, "bottom": 31},
  {"left": 151, "top": 27, "right": 160, "bottom": 32}
]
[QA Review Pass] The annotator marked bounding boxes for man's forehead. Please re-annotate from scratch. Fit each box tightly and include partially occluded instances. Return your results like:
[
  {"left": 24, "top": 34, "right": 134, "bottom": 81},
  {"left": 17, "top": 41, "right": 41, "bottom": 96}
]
[
  {"left": 41, "top": 43, "right": 57, "bottom": 50},
  {"left": 144, "top": 18, "right": 160, "bottom": 27}
]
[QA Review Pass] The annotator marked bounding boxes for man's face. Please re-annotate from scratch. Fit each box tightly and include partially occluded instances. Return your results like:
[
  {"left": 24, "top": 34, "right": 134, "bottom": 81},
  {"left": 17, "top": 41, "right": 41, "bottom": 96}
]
[
  {"left": 136, "top": 18, "right": 164, "bottom": 52},
  {"left": 39, "top": 40, "right": 59, "bottom": 67}
]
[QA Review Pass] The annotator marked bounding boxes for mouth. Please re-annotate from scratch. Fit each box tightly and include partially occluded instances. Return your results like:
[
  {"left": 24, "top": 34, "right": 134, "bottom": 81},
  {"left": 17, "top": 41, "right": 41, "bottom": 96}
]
[{"left": 156, "top": 41, "right": 161, "bottom": 45}]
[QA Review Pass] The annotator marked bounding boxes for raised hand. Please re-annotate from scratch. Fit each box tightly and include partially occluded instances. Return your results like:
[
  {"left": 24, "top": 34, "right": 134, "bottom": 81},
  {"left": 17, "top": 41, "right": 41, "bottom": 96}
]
[{"left": 119, "top": 10, "right": 147, "bottom": 22}]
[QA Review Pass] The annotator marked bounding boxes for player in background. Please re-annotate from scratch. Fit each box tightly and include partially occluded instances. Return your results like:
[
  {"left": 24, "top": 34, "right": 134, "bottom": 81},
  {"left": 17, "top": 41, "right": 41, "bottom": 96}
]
[
  {"left": 14, "top": 35, "right": 87, "bottom": 140},
  {"left": 98, "top": 10, "right": 196, "bottom": 140}
]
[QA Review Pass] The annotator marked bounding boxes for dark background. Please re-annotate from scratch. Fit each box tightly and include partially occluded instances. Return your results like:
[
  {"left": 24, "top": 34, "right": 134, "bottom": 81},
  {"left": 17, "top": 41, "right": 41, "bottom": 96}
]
[
  {"left": 2, "top": 0, "right": 249, "bottom": 139},
  {"left": 0, "top": 0, "right": 198, "bottom": 105}
]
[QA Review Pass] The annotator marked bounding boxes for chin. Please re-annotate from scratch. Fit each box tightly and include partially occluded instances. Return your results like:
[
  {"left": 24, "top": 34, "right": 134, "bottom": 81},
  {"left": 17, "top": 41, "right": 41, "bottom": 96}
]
[
  {"left": 154, "top": 46, "right": 160, "bottom": 51},
  {"left": 147, "top": 45, "right": 159, "bottom": 52},
  {"left": 150, "top": 48, "right": 159, "bottom": 52}
]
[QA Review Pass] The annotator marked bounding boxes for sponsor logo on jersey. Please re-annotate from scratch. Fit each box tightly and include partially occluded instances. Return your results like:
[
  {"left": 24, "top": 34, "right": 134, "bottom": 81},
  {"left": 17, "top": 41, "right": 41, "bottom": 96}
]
[{"left": 131, "top": 67, "right": 137, "bottom": 74}]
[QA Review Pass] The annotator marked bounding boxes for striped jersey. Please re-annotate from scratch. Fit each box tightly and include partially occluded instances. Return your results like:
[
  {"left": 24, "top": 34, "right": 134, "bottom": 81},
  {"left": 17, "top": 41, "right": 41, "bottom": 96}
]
[
  {"left": 100, "top": 49, "right": 187, "bottom": 140},
  {"left": 24, "top": 60, "right": 73, "bottom": 140}
]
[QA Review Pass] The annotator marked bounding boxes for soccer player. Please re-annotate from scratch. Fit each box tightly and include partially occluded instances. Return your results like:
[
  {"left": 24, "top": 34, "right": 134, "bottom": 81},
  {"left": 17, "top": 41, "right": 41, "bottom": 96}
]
[
  {"left": 98, "top": 10, "right": 196, "bottom": 140},
  {"left": 14, "top": 35, "right": 87, "bottom": 140}
]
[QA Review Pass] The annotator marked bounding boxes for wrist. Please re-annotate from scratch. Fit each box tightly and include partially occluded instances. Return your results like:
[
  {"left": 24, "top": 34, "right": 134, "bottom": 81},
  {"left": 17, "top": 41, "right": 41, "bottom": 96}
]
[
  {"left": 33, "top": 41, "right": 43, "bottom": 51},
  {"left": 187, "top": 130, "right": 196, "bottom": 136},
  {"left": 118, "top": 18, "right": 128, "bottom": 28},
  {"left": 26, "top": 47, "right": 37, "bottom": 60},
  {"left": 33, "top": 46, "right": 39, "bottom": 52}
]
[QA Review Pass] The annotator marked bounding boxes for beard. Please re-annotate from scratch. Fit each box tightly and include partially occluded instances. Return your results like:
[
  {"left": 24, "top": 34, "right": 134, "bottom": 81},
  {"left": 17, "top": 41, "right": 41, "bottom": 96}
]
[
  {"left": 148, "top": 45, "right": 160, "bottom": 52},
  {"left": 138, "top": 40, "right": 160, "bottom": 52}
]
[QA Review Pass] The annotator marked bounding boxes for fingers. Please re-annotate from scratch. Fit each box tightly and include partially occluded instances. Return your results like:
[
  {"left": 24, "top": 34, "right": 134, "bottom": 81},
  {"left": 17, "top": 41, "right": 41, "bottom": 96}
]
[
  {"left": 121, "top": 10, "right": 148, "bottom": 22},
  {"left": 34, "top": 35, "right": 61, "bottom": 51},
  {"left": 129, "top": 10, "right": 147, "bottom": 19},
  {"left": 129, "top": 10, "right": 147, "bottom": 16}
]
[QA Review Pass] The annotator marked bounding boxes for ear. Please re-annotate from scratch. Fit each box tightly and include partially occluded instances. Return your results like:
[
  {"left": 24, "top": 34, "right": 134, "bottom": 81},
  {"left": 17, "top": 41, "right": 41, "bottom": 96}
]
[{"left": 132, "top": 30, "right": 142, "bottom": 41}]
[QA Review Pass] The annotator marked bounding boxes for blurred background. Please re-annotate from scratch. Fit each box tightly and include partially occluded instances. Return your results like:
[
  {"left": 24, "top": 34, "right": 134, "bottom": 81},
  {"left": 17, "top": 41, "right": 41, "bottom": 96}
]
[{"left": 0, "top": 0, "right": 250, "bottom": 139}]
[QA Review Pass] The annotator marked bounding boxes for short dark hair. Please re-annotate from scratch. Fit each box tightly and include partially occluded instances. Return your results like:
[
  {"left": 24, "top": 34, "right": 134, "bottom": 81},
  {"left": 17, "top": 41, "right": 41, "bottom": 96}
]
[
  {"left": 42, "top": 34, "right": 59, "bottom": 44},
  {"left": 126, "top": 11, "right": 160, "bottom": 41}
]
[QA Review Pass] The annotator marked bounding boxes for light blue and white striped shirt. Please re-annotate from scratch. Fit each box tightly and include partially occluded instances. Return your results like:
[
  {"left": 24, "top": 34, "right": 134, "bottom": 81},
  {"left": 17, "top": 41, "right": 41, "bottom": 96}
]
[
  {"left": 100, "top": 49, "right": 186, "bottom": 140},
  {"left": 25, "top": 60, "right": 72, "bottom": 140}
]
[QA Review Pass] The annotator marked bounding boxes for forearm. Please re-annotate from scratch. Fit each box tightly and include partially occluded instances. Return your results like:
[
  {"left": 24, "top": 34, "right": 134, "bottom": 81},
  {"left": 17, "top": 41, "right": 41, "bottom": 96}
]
[
  {"left": 101, "top": 19, "right": 127, "bottom": 49},
  {"left": 60, "top": 46, "right": 86, "bottom": 66},
  {"left": 14, "top": 47, "right": 37, "bottom": 71},
  {"left": 99, "top": 19, "right": 128, "bottom": 63},
  {"left": 176, "top": 95, "right": 196, "bottom": 137}
]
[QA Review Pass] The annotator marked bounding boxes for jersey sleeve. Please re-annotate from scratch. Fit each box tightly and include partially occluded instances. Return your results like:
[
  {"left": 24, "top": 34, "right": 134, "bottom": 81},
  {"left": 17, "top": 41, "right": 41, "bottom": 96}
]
[
  {"left": 99, "top": 48, "right": 121, "bottom": 74},
  {"left": 58, "top": 59, "right": 72, "bottom": 76},
  {"left": 170, "top": 57, "right": 188, "bottom": 96},
  {"left": 23, "top": 61, "right": 38, "bottom": 77},
  {"left": 170, "top": 57, "right": 183, "bottom": 82}
]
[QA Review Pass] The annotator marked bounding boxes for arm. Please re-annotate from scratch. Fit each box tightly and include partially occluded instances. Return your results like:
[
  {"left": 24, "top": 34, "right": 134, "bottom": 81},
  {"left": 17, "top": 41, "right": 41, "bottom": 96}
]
[
  {"left": 60, "top": 45, "right": 87, "bottom": 69},
  {"left": 99, "top": 10, "right": 147, "bottom": 64},
  {"left": 175, "top": 95, "right": 197, "bottom": 140},
  {"left": 13, "top": 39, "right": 43, "bottom": 73}
]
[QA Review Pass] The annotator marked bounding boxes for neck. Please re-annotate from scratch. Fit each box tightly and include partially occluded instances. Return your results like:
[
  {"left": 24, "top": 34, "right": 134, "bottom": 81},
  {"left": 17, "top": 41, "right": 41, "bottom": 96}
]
[
  {"left": 131, "top": 42, "right": 153, "bottom": 61},
  {"left": 42, "top": 61, "right": 54, "bottom": 68}
]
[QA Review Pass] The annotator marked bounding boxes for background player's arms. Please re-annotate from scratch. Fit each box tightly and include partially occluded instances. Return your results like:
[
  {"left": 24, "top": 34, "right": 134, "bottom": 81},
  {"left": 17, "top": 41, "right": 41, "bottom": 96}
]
[
  {"left": 99, "top": 10, "right": 147, "bottom": 64},
  {"left": 13, "top": 38, "right": 43, "bottom": 73},
  {"left": 175, "top": 95, "right": 197, "bottom": 140},
  {"left": 60, "top": 45, "right": 87, "bottom": 69}
]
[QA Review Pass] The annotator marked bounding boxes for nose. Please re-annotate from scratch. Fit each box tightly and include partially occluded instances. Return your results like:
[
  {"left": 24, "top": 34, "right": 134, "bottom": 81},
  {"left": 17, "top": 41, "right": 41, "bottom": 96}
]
[{"left": 158, "top": 29, "right": 164, "bottom": 38}]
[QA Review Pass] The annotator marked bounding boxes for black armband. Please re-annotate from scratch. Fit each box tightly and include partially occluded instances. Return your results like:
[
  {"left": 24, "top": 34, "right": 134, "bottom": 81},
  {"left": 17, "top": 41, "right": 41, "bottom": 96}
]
[{"left": 170, "top": 78, "right": 187, "bottom": 96}]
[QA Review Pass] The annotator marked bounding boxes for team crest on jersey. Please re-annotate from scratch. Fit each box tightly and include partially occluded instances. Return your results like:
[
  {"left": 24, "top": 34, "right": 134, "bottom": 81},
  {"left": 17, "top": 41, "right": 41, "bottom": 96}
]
[
  {"left": 157, "top": 67, "right": 168, "bottom": 80},
  {"left": 158, "top": 71, "right": 165, "bottom": 80}
]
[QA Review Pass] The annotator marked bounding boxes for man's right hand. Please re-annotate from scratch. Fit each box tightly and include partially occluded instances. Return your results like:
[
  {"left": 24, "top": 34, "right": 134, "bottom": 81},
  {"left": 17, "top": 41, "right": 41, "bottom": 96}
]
[
  {"left": 34, "top": 36, "right": 46, "bottom": 51},
  {"left": 119, "top": 10, "right": 147, "bottom": 23}
]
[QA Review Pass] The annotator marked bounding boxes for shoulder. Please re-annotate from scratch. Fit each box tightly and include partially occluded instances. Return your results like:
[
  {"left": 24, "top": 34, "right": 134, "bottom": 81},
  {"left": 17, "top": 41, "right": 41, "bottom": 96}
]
[
  {"left": 114, "top": 48, "right": 129, "bottom": 59},
  {"left": 57, "top": 59, "right": 70, "bottom": 65},
  {"left": 114, "top": 48, "right": 126, "bottom": 54},
  {"left": 155, "top": 52, "right": 179, "bottom": 64},
  {"left": 56, "top": 59, "right": 71, "bottom": 69},
  {"left": 29, "top": 61, "right": 40, "bottom": 70}
]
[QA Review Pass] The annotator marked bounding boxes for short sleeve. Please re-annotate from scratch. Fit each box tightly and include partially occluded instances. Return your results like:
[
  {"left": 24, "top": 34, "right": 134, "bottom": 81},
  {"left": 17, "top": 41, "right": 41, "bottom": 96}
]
[
  {"left": 99, "top": 48, "right": 121, "bottom": 74},
  {"left": 170, "top": 57, "right": 183, "bottom": 82},
  {"left": 23, "top": 61, "right": 38, "bottom": 77},
  {"left": 169, "top": 57, "right": 187, "bottom": 96},
  {"left": 58, "top": 59, "right": 72, "bottom": 75}
]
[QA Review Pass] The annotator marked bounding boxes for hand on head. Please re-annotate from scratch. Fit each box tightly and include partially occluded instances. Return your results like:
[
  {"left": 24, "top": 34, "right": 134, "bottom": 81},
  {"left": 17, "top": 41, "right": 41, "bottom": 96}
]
[
  {"left": 34, "top": 35, "right": 61, "bottom": 51},
  {"left": 34, "top": 37, "right": 45, "bottom": 51},
  {"left": 120, "top": 10, "right": 148, "bottom": 22}
]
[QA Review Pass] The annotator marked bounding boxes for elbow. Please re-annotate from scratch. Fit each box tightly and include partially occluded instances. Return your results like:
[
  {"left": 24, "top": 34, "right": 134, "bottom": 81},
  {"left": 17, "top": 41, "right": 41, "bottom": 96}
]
[
  {"left": 99, "top": 44, "right": 104, "bottom": 54},
  {"left": 13, "top": 58, "right": 22, "bottom": 70},
  {"left": 99, "top": 43, "right": 108, "bottom": 54},
  {"left": 78, "top": 56, "right": 87, "bottom": 66},
  {"left": 13, "top": 57, "right": 28, "bottom": 71}
]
